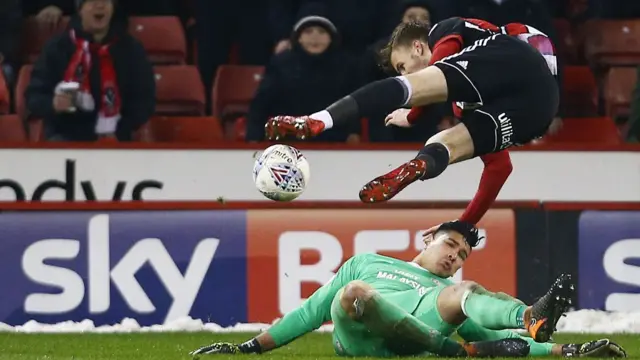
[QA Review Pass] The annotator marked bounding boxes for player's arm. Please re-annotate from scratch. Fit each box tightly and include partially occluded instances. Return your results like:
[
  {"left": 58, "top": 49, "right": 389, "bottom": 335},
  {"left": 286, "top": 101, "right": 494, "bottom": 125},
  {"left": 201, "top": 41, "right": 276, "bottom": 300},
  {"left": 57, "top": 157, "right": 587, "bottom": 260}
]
[
  {"left": 458, "top": 150, "right": 513, "bottom": 224},
  {"left": 189, "top": 256, "right": 361, "bottom": 355}
]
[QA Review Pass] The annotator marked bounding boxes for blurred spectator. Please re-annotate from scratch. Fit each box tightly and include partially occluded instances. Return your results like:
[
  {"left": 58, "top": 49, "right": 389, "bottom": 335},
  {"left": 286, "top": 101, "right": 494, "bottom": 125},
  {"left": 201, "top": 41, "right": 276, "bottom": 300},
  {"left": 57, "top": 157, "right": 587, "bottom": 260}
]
[
  {"left": 23, "top": 0, "right": 186, "bottom": 26},
  {"left": 25, "top": 0, "right": 155, "bottom": 141},
  {"left": 0, "top": 0, "right": 21, "bottom": 87},
  {"left": 194, "top": 0, "right": 272, "bottom": 112},
  {"left": 626, "top": 66, "right": 640, "bottom": 142},
  {"left": 270, "top": 0, "right": 397, "bottom": 58},
  {"left": 246, "top": 4, "right": 361, "bottom": 142}
]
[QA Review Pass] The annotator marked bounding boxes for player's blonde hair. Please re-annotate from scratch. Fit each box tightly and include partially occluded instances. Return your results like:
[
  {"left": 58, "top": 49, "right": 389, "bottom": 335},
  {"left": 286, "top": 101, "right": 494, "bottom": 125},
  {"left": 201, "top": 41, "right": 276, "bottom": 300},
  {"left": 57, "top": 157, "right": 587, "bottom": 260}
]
[{"left": 378, "top": 21, "right": 431, "bottom": 74}]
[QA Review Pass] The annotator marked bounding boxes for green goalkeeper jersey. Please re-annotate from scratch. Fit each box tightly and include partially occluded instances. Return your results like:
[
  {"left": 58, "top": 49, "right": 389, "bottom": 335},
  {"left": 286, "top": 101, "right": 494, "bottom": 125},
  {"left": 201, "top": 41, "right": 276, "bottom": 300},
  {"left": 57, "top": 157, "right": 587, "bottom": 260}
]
[{"left": 268, "top": 253, "right": 454, "bottom": 346}]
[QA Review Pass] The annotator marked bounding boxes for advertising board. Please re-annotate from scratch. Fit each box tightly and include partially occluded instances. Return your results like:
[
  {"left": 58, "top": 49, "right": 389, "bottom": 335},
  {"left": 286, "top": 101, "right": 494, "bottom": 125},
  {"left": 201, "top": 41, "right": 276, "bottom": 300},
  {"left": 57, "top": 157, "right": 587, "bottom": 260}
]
[
  {"left": 0, "top": 208, "right": 516, "bottom": 326},
  {"left": 578, "top": 211, "right": 640, "bottom": 311}
]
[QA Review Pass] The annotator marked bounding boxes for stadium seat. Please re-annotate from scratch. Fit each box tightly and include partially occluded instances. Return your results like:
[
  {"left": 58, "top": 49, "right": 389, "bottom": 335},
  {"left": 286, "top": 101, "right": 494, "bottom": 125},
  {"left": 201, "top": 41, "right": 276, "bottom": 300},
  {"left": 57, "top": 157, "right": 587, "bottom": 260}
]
[
  {"left": 562, "top": 66, "right": 598, "bottom": 117},
  {"left": 212, "top": 65, "right": 264, "bottom": 119},
  {"left": 128, "top": 16, "right": 187, "bottom": 65},
  {"left": 604, "top": 67, "right": 637, "bottom": 119},
  {"left": 535, "top": 117, "right": 621, "bottom": 144},
  {"left": 20, "top": 17, "right": 69, "bottom": 63},
  {"left": 584, "top": 20, "right": 640, "bottom": 66},
  {"left": 154, "top": 65, "right": 206, "bottom": 115},
  {"left": 149, "top": 116, "right": 223, "bottom": 142},
  {"left": 0, "top": 115, "right": 27, "bottom": 141}
]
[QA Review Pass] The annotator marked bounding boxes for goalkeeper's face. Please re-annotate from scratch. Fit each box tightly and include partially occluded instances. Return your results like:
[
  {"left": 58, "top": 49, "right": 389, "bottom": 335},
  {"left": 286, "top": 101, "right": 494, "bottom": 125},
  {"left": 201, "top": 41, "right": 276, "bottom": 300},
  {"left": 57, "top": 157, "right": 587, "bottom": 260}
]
[{"left": 420, "top": 230, "right": 470, "bottom": 277}]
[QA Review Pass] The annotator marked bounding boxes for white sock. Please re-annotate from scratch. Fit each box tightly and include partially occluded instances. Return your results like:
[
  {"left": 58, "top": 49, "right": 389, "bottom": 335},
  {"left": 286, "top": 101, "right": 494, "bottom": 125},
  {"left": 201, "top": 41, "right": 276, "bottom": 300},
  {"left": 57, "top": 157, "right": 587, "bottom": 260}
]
[{"left": 311, "top": 110, "right": 334, "bottom": 130}]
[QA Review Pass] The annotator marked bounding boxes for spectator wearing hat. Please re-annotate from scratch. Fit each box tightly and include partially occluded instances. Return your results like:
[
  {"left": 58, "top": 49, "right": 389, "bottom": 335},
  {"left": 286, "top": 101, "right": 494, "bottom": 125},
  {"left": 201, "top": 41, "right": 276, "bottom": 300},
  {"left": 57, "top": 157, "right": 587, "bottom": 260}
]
[
  {"left": 25, "top": 0, "right": 155, "bottom": 141},
  {"left": 246, "top": 3, "right": 362, "bottom": 143}
]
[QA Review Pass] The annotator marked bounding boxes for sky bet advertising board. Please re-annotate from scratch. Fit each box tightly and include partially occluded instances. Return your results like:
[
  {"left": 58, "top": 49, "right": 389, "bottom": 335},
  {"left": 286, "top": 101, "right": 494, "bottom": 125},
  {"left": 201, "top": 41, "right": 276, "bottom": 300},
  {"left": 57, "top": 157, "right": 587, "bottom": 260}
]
[
  {"left": 0, "top": 210, "right": 516, "bottom": 326},
  {"left": 578, "top": 211, "right": 640, "bottom": 312}
]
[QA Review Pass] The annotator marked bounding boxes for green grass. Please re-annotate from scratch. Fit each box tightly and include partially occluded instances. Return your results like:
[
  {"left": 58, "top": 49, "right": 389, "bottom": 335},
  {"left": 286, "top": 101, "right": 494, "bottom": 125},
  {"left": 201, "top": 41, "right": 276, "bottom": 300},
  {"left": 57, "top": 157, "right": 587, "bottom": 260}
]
[{"left": 0, "top": 332, "right": 638, "bottom": 360}]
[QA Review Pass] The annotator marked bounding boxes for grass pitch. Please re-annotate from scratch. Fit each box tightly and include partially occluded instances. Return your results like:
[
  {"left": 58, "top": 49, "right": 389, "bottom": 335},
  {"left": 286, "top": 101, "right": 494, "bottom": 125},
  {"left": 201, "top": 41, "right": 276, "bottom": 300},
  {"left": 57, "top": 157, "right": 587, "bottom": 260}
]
[{"left": 0, "top": 332, "right": 638, "bottom": 360}]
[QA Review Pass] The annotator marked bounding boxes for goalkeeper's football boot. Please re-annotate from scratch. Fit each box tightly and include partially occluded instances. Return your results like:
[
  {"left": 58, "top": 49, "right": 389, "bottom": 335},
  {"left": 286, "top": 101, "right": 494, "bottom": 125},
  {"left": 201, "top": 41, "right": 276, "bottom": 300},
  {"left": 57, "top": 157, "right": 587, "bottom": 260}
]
[
  {"left": 527, "top": 273, "right": 575, "bottom": 343},
  {"left": 561, "top": 339, "right": 627, "bottom": 358},
  {"left": 265, "top": 115, "right": 325, "bottom": 141},
  {"left": 359, "top": 159, "right": 427, "bottom": 203},
  {"left": 189, "top": 342, "right": 240, "bottom": 355},
  {"left": 463, "top": 338, "right": 530, "bottom": 358}
]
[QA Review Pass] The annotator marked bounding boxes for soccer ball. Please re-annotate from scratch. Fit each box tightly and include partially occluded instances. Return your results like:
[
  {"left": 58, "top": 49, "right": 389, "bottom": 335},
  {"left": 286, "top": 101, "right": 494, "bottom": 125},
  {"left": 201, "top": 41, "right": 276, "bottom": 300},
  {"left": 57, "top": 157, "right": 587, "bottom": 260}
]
[{"left": 252, "top": 144, "right": 310, "bottom": 201}]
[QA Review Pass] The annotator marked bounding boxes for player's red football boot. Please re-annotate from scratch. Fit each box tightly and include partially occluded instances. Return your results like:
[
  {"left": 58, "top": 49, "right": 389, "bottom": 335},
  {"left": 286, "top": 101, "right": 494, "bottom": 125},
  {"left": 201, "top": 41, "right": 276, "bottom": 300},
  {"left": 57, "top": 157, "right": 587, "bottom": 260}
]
[
  {"left": 265, "top": 116, "right": 325, "bottom": 140},
  {"left": 359, "top": 159, "right": 427, "bottom": 203}
]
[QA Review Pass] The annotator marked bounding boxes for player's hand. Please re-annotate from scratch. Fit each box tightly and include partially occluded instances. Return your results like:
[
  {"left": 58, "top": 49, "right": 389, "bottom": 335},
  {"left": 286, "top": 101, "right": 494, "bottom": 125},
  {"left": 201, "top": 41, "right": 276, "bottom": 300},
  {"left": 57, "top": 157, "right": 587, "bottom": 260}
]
[
  {"left": 561, "top": 339, "right": 627, "bottom": 358},
  {"left": 189, "top": 342, "right": 241, "bottom": 356},
  {"left": 384, "top": 109, "right": 412, "bottom": 128}
]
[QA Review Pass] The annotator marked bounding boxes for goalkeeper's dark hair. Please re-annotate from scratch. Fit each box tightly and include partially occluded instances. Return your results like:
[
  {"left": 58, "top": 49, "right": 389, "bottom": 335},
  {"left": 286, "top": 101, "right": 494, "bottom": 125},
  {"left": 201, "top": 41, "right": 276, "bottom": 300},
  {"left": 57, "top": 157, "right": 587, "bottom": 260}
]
[
  {"left": 435, "top": 220, "right": 484, "bottom": 248},
  {"left": 378, "top": 20, "right": 431, "bottom": 74}
]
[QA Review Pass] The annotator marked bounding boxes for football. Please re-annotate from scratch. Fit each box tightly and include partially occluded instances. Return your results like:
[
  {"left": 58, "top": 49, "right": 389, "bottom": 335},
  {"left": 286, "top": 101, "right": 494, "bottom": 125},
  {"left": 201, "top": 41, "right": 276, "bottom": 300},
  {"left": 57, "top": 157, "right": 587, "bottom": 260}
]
[{"left": 253, "top": 144, "right": 311, "bottom": 201}]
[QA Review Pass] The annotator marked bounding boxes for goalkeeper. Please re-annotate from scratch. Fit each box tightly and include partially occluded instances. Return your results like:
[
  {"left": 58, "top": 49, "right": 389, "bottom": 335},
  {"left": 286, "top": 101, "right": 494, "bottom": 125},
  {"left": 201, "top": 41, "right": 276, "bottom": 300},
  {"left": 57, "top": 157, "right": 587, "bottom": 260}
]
[{"left": 191, "top": 221, "right": 626, "bottom": 358}]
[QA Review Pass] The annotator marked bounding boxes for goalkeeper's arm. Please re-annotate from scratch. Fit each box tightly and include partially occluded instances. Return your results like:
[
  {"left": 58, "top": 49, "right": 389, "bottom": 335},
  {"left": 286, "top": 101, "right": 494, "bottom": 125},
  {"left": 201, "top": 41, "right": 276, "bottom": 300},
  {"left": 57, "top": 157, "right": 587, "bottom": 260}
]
[{"left": 191, "top": 257, "right": 360, "bottom": 355}]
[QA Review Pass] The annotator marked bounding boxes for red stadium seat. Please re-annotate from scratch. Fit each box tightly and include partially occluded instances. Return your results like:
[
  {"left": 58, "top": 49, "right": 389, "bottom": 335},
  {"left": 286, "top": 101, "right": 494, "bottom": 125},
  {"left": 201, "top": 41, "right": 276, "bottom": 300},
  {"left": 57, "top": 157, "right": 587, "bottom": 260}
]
[
  {"left": 212, "top": 65, "right": 264, "bottom": 119},
  {"left": 536, "top": 117, "right": 621, "bottom": 144},
  {"left": 603, "top": 67, "right": 637, "bottom": 119},
  {"left": 149, "top": 116, "right": 223, "bottom": 142},
  {"left": 154, "top": 65, "right": 206, "bottom": 115},
  {"left": 0, "top": 115, "right": 27, "bottom": 141},
  {"left": 128, "top": 16, "right": 187, "bottom": 65},
  {"left": 20, "top": 17, "right": 69, "bottom": 63},
  {"left": 562, "top": 66, "right": 598, "bottom": 117},
  {"left": 584, "top": 20, "right": 640, "bottom": 66}
]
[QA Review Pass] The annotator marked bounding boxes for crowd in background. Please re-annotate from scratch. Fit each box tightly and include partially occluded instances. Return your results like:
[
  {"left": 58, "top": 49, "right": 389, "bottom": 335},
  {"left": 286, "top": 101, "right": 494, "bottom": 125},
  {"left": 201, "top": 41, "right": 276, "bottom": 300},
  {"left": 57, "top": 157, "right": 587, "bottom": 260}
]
[{"left": 1, "top": 0, "right": 639, "bottom": 143}]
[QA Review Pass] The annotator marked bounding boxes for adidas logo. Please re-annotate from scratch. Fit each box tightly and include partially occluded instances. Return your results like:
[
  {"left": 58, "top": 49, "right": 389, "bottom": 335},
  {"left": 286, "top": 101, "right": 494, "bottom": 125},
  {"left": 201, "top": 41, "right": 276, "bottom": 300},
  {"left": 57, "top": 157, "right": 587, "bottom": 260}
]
[{"left": 457, "top": 61, "right": 469, "bottom": 69}]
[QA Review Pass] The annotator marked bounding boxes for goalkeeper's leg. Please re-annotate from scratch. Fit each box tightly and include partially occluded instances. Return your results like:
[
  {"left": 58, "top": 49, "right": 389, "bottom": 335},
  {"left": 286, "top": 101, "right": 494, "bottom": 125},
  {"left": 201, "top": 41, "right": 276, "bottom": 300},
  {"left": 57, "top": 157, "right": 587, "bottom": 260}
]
[
  {"left": 436, "top": 274, "right": 574, "bottom": 342},
  {"left": 331, "top": 280, "right": 466, "bottom": 357}
]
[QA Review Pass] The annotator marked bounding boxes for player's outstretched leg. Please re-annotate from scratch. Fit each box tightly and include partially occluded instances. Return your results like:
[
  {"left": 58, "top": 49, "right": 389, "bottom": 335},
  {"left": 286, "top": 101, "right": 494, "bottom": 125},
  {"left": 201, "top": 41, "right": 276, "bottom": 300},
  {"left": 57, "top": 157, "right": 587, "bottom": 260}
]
[
  {"left": 340, "top": 280, "right": 530, "bottom": 357},
  {"left": 435, "top": 274, "right": 574, "bottom": 343},
  {"left": 359, "top": 123, "right": 474, "bottom": 203}
]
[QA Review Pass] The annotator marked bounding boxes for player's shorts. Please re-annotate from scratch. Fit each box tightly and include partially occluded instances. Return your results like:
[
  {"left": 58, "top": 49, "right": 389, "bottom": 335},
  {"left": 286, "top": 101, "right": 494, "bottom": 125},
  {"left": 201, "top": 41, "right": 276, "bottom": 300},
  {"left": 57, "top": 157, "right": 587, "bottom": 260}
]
[
  {"left": 433, "top": 33, "right": 559, "bottom": 157},
  {"left": 330, "top": 285, "right": 455, "bottom": 357}
]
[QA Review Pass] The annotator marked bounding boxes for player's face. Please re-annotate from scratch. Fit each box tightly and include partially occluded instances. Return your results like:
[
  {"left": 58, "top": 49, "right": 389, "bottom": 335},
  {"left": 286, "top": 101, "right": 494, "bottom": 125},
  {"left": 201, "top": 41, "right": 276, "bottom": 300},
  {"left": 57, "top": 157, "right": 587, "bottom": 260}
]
[
  {"left": 298, "top": 26, "right": 331, "bottom": 55},
  {"left": 422, "top": 230, "right": 471, "bottom": 278},
  {"left": 390, "top": 41, "right": 431, "bottom": 75}
]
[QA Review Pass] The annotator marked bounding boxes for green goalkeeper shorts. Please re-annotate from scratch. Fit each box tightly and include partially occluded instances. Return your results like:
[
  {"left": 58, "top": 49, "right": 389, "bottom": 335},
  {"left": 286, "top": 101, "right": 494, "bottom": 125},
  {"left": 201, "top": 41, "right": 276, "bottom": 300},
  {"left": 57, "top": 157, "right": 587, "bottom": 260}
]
[{"left": 330, "top": 285, "right": 457, "bottom": 357}]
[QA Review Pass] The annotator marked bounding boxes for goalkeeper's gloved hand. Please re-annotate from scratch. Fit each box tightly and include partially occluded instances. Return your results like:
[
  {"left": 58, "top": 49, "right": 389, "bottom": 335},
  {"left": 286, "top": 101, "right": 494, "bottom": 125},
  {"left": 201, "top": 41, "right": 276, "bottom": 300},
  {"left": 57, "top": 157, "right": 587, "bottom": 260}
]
[
  {"left": 190, "top": 338, "right": 262, "bottom": 356},
  {"left": 561, "top": 339, "right": 627, "bottom": 357},
  {"left": 189, "top": 342, "right": 241, "bottom": 356}
]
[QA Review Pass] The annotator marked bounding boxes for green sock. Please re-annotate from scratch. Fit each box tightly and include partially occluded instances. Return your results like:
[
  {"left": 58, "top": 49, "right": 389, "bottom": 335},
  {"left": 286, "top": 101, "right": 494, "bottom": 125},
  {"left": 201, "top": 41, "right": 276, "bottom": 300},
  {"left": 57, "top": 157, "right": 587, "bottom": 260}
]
[
  {"left": 461, "top": 285, "right": 528, "bottom": 330},
  {"left": 528, "top": 340, "right": 555, "bottom": 356},
  {"left": 360, "top": 293, "right": 465, "bottom": 357}
]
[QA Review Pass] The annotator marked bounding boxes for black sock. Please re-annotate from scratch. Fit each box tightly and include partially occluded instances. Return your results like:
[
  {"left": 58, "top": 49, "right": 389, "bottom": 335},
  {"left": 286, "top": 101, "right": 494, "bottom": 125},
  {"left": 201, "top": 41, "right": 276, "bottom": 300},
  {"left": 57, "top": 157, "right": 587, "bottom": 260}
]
[
  {"left": 416, "top": 143, "right": 450, "bottom": 180},
  {"left": 326, "top": 77, "right": 410, "bottom": 127},
  {"left": 238, "top": 338, "right": 262, "bottom": 354}
]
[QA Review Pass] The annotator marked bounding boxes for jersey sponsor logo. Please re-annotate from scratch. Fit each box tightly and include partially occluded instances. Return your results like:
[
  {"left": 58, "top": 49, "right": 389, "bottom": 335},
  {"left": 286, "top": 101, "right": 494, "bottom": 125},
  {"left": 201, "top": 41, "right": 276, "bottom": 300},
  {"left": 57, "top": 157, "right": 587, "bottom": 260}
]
[
  {"left": 498, "top": 113, "right": 514, "bottom": 149},
  {"left": 456, "top": 61, "right": 469, "bottom": 70},
  {"left": 578, "top": 211, "right": 640, "bottom": 311},
  {"left": 245, "top": 209, "right": 516, "bottom": 322}
]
